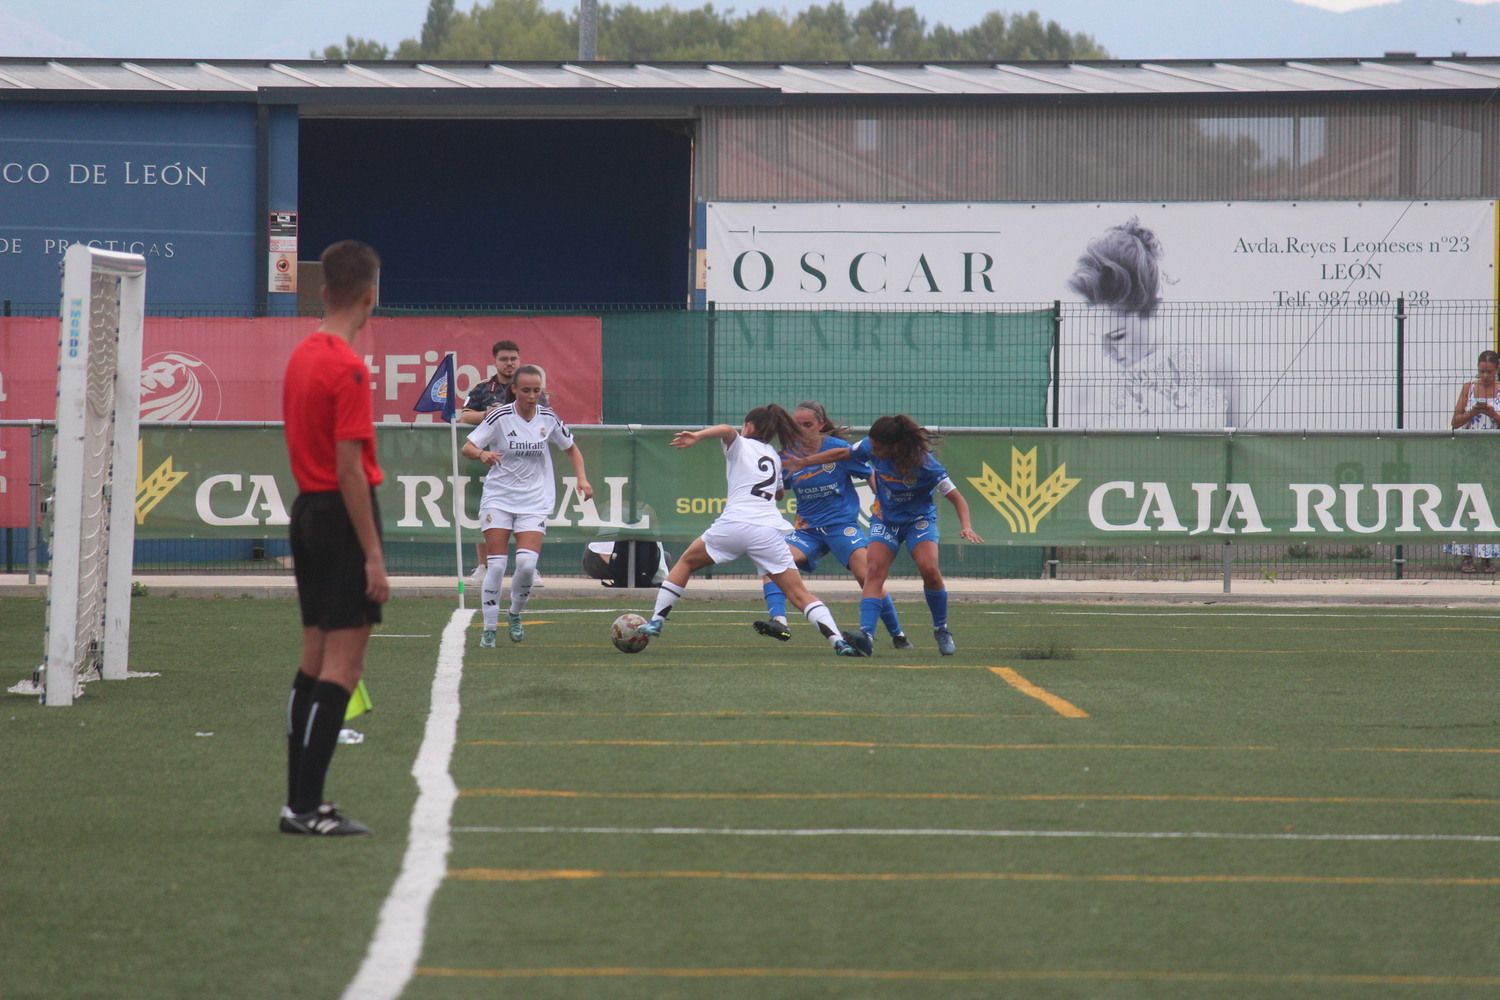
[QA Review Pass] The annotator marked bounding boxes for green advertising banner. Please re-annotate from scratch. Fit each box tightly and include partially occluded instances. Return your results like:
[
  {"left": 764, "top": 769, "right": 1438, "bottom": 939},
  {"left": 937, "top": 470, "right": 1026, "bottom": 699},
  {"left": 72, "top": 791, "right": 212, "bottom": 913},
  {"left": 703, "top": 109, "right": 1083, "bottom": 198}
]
[{"left": 128, "top": 426, "right": 1500, "bottom": 545}]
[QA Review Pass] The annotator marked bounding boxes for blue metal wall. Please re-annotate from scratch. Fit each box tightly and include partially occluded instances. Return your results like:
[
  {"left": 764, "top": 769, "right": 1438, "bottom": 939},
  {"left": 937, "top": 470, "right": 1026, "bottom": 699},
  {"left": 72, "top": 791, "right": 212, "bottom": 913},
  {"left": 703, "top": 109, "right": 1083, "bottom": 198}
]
[
  {"left": 0, "top": 102, "right": 266, "bottom": 308},
  {"left": 298, "top": 118, "right": 692, "bottom": 307}
]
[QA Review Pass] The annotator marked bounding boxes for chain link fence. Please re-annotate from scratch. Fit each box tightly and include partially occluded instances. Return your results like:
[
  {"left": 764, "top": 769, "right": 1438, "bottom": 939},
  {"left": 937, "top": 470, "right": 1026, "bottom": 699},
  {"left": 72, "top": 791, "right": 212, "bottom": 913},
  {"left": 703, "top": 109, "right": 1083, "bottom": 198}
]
[{"left": 3, "top": 297, "right": 1495, "bottom": 579}]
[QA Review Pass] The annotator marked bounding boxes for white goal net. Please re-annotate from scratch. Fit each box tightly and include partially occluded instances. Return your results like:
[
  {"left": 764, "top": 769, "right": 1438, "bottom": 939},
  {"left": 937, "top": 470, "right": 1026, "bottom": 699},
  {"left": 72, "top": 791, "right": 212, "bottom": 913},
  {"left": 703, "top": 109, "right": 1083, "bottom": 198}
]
[{"left": 19, "top": 246, "right": 147, "bottom": 705}]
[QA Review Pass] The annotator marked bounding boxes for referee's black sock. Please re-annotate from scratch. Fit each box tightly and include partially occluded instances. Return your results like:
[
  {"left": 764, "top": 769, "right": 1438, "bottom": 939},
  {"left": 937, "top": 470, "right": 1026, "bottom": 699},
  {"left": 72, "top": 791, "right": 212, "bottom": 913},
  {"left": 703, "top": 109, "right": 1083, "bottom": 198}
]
[
  {"left": 286, "top": 670, "right": 317, "bottom": 808},
  {"left": 291, "top": 680, "right": 353, "bottom": 816}
]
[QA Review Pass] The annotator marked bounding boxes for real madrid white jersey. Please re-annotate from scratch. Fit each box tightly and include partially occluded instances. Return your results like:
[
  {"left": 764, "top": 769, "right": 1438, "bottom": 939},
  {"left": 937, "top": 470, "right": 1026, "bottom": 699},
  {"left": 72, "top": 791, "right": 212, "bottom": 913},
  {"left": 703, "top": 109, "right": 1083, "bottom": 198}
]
[
  {"left": 716, "top": 434, "right": 794, "bottom": 532},
  {"left": 466, "top": 403, "right": 574, "bottom": 515}
]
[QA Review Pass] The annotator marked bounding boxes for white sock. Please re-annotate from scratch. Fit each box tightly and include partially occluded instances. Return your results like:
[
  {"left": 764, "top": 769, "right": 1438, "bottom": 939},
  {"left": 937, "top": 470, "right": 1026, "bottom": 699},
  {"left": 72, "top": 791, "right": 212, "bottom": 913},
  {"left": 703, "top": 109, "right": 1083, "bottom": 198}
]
[
  {"left": 509, "top": 549, "right": 539, "bottom": 615},
  {"left": 802, "top": 601, "right": 842, "bottom": 647},
  {"left": 482, "top": 555, "right": 507, "bottom": 630},
  {"left": 651, "top": 581, "right": 685, "bottom": 624}
]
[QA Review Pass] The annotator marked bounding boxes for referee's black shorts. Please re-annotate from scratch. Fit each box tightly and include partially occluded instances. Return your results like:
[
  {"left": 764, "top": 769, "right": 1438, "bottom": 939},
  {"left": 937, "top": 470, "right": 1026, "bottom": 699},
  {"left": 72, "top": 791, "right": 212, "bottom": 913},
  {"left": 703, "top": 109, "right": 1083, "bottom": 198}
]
[{"left": 290, "top": 490, "right": 384, "bottom": 630}]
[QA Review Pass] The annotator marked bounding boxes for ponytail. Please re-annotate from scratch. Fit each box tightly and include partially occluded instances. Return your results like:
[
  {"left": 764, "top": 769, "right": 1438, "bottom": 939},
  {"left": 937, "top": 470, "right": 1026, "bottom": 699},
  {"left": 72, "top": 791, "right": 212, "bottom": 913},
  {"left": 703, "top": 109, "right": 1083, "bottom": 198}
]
[
  {"left": 868, "top": 414, "right": 936, "bottom": 477},
  {"left": 745, "top": 404, "right": 815, "bottom": 454}
]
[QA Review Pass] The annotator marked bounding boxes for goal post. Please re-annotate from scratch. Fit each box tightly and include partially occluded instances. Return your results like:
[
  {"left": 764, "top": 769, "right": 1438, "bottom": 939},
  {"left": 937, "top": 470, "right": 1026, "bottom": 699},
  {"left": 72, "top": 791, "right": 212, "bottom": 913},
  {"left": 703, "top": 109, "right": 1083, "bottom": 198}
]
[{"left": 42, "top": 245, "right": 146, "bottom": 706}]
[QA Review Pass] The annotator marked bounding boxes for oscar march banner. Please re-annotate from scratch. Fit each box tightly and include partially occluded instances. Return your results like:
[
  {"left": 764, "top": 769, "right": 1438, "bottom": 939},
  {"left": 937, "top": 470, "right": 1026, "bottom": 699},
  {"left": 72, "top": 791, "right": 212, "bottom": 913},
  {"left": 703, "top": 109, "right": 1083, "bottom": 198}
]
[
  {"left": 706, "top": 200, "right": 1498, "bottom": 432},
  {"left": 114, "top": 426, "right": 1500, "bottom": 546},
  {"left": 706, "top": 200, "right": 1495, "bottom": 306}
]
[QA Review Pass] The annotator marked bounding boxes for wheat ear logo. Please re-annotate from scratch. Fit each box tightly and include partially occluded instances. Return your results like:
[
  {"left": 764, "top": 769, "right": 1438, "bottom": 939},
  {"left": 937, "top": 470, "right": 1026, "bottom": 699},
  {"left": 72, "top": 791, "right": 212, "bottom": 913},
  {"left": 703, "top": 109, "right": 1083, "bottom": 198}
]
[
  {"left": 967, "top": 447, "right": 1080, "bottom": 533},
  {"left": 135, "top": 440, "right": 188, "bottom": 525}
]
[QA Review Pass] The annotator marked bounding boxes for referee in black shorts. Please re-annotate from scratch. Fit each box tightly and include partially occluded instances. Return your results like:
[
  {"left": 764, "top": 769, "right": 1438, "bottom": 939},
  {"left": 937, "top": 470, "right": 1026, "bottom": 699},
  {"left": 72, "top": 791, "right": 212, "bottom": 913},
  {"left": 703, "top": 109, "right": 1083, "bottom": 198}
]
[{"left": 279, "top": 240, "right": 389, "bottom": 836}]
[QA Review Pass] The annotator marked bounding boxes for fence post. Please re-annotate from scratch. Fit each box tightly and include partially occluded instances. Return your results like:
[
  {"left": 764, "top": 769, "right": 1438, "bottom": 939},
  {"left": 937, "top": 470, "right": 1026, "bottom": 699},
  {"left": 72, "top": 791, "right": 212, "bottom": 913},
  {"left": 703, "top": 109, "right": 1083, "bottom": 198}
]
[
  {"left": 1222, "top": 429, "right": 1235, "bottom": 593},
  {"left": 28, "top": 421, "right": 40, "bottom": 584},
  {"left": 705, "top": 301, "right": 717, "bottom": 424},
  {"left": 1048, "top": 300, "right": 1061, "bottom": 579},
  {"left": 1394, "top": 295, "right": 1406, "bottom": 580}
]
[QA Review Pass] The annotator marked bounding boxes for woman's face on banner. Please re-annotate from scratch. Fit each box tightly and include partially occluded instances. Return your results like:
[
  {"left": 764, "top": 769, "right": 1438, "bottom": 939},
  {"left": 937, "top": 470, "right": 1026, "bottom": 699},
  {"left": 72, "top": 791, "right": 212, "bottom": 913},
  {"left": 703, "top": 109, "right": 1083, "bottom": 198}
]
[{"left": 1097, "top": 308, "right": 1158, "bottom": 366}]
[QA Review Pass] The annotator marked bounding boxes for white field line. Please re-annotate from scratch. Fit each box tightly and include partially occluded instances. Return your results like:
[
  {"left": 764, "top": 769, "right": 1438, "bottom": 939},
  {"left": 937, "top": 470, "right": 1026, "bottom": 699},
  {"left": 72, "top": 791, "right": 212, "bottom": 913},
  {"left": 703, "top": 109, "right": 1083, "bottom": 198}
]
[
  {"left": 495, "top": 608, "right": 766, "bottom": 615},
  {"left": 341, "top": 608, "right": 474, "bottom": 1000},
  {"left": 985, "top": 610, "right": 1500, "bottom": 620},
  {"left": 452, "top": 825, "right": 1500, "bottom": 845}
]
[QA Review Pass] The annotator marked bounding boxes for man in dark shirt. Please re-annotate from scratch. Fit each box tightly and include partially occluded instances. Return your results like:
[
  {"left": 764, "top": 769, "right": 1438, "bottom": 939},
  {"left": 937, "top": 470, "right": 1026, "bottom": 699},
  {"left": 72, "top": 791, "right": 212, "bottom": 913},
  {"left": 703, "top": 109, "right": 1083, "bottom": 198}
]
[
  {"left": 459, "top": 339, "right": 521, "bottom": 425},
  {"left": 279, "top": 239, "right": 388, "bottom": 837}
]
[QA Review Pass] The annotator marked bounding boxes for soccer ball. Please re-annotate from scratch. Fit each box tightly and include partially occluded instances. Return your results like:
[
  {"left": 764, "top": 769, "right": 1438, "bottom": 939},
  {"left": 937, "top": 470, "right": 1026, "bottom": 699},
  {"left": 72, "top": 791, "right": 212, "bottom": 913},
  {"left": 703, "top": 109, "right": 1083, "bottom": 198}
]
[{"left": 611, "top": 613, "right": 651, "bottom": 654}]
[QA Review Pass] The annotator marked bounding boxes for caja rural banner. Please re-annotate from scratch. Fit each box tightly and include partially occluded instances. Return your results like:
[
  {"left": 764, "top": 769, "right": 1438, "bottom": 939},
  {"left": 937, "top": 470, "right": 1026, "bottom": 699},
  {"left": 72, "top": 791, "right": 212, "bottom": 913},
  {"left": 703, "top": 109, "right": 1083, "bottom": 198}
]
[
  {"left": 706, "top": 200, "right": 1498, "bottom": 432},
  {"left": 111, "top": 426, "right": 1500, "bottom": 545},
  {"left": 0, "top": 315, "right": 602, "bottom": 527}
]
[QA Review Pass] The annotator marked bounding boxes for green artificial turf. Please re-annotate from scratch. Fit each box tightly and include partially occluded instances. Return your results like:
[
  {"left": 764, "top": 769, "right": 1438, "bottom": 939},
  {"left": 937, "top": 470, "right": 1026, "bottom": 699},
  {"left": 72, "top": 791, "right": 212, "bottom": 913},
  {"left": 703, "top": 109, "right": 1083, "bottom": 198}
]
[{"left": 4, "top": 596, "right": 1499, "bottom": 999}]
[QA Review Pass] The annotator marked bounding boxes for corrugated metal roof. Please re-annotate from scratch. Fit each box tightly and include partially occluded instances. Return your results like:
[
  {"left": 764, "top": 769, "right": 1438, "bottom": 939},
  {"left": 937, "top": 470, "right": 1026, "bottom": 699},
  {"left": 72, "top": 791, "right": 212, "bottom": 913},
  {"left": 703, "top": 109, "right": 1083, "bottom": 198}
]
[{"left": 0, "top": 56, "right": 1496, "bottom": 100}]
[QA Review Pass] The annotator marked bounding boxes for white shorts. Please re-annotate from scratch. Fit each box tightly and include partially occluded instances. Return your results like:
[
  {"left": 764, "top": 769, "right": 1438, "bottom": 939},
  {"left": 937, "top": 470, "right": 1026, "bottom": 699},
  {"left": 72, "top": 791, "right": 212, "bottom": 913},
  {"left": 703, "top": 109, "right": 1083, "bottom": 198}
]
[
  {"left": 479, "top": 507, "right": 548, "bottom": 535},
  {"left": 701, "top": 520, "right": 795, "bottom": 576}
]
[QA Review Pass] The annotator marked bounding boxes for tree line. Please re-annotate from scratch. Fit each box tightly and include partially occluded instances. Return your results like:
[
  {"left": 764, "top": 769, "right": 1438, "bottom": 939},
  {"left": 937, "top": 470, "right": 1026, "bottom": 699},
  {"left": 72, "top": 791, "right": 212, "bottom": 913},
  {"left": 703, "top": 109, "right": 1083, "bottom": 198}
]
[{"left": 320, "top": 0, "right": 1107, "bottom": 62}]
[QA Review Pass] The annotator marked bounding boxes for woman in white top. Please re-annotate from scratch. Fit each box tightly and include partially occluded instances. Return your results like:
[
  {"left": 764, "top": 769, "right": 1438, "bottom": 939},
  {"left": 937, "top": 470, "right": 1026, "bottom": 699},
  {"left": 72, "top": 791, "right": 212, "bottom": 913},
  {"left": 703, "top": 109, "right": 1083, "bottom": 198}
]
[
  {"left": 1445, "top": 350, "right": 1500, "bottom": 573},
  {"left": 461, "top": 366, "right": 592, "bottom": 646},
  {"left": 639, "top": 405, "right": 871, "bottom": 657}
]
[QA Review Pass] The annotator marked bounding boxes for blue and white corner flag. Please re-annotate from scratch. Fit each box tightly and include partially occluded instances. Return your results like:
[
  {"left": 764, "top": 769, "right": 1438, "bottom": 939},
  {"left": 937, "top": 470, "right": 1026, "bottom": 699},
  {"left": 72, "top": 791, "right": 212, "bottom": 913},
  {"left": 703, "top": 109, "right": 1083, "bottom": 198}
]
[{"left": 413, "top": 353, "right": 457, "bottom": 422}]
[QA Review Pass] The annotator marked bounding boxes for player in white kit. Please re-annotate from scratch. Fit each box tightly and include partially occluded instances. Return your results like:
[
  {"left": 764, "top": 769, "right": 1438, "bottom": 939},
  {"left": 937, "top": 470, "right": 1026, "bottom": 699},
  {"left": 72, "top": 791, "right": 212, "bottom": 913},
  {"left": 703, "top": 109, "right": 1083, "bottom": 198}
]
[
  {"left": 638, "top": 405, "right": 872, "bottom": 657},
  {"left": 461, "top": 365, "right": 592, "bottom": 647}
]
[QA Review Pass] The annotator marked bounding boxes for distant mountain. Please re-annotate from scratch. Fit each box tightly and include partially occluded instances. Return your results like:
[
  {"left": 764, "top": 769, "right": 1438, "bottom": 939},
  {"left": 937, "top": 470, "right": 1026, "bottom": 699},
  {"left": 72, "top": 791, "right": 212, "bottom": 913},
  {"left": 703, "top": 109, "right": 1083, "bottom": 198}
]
[{"left": 942, "top": 0, "right": 1499, "bottom": 60}]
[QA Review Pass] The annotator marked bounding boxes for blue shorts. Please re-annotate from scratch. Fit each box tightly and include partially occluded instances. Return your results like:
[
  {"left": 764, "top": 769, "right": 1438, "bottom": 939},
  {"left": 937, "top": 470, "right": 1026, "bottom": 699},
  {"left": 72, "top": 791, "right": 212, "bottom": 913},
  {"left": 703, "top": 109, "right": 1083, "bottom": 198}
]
[
  {"left": 868, "top": 514, "right": 940, "bottom": 554},
  {"left": 787, "top": 523, "right": 868, "bottom": 573}
]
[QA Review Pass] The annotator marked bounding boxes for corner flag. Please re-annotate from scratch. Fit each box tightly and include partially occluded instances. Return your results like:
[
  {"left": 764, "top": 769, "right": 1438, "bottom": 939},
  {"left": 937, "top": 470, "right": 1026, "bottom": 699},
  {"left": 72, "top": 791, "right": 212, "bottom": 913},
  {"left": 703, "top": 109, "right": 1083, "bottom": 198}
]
[
  {"left": 412, "top": 350, "right": 469, "bottom": 609},
  {"left": 413, "top": 354, "right": 457, "bottom": 422}
]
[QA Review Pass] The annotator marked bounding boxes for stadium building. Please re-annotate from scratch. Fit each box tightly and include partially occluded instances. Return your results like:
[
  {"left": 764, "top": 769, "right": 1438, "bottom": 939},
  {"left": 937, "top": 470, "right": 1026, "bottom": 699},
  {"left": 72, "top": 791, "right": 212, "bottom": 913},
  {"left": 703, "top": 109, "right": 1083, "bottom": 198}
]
[
  {"left": 0, "top": 55, "right": 1494, "bottom": 312},
  {"left": 1, "top": 55, "right": 1497, "bottom": 579}
]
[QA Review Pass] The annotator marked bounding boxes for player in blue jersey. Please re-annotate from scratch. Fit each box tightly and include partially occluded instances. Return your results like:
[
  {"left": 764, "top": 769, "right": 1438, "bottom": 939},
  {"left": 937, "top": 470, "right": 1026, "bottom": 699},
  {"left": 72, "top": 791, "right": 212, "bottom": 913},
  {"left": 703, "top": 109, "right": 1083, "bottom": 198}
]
[
  {"left": 753, "top": 401, "right": 910, "bottom": 650},
  {"left": 787, "top": 414, "right": 982, "bottom": 655}
]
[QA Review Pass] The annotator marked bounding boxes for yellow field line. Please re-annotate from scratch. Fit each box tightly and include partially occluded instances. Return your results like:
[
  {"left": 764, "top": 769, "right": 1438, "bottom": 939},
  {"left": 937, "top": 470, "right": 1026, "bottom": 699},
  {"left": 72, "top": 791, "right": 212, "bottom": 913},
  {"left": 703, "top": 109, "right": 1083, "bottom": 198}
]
[
  {"left": 447, "top": 867, "right": 1500, "bottom": 887},
  {"left": 416, "top": 966, "right": 1500, "bottom": 987},
  {"left": 459, "top": 787, "right": 1500, "bottom": 807},
  {"left": 989, "top": 667, "right": 1088, "bottom": 718},
  {"left": 473, "top": 620, "right": 556, "bottom": 626},
  {"left": 464, "top": 738, "right": 1500, "bottom": 754}
]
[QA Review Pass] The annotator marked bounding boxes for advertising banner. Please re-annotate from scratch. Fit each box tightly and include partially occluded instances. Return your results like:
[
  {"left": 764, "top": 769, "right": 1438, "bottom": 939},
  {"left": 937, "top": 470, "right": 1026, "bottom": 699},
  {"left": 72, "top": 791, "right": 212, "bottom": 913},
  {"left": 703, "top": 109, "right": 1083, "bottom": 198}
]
[
  {"left": 0, "top": 104, "right": 260, "bottom": 306},
  {"left": 706, "top": 201, "right": 1498, "bottom": 433},
  {"left": 100, "top": 426, "right": 1500, "bottom": 546},
  {"left": 0, "top": 315, "right": 602, "bottom": 527},
  {"left": 706, "top": 201, "right": 1496, "bottom": 306}
]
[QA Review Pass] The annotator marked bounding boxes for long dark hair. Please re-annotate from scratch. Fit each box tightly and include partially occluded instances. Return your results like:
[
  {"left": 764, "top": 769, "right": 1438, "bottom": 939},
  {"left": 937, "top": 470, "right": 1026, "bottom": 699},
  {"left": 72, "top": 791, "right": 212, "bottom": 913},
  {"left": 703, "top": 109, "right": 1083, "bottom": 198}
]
[
  {"left": 795, "top": 400, "right": 852, "bottom": 441},
  {"left": 744, "top": 404, "right": 813, "bottom": 453},
  {"left": 868, "top": 414, "right": 937, "bottom": 477}
]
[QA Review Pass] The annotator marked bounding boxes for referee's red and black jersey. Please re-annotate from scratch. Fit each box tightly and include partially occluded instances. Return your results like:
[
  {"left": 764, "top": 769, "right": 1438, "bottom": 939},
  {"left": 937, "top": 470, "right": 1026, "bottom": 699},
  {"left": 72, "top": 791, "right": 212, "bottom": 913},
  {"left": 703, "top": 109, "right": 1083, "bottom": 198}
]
[{"left": 282, "top": 332, "right": 383, "bottom": 493}]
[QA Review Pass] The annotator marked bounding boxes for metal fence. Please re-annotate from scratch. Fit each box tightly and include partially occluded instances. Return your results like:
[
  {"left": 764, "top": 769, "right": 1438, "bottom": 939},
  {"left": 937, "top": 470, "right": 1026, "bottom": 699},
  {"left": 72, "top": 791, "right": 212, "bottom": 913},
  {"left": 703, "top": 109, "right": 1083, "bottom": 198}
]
[{"left": 3, "top": 297, "right": 1496, "bottom": 580}]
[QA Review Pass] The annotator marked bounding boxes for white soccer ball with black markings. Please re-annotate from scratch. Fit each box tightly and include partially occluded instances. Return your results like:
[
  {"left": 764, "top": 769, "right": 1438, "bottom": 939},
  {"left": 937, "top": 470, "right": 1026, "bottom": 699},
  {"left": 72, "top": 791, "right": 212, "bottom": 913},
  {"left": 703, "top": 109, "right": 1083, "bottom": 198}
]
[{"left": 611, "top": 613, "right": 650, "bottom": 654}]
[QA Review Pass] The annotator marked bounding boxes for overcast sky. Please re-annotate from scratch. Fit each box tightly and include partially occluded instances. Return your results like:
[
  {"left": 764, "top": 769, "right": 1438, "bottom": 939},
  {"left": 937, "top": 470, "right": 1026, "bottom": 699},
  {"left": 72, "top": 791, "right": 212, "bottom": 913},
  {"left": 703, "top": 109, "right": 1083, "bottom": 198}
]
[{"left": 0, "top": 0, "right": 1495, "bottom": 60}]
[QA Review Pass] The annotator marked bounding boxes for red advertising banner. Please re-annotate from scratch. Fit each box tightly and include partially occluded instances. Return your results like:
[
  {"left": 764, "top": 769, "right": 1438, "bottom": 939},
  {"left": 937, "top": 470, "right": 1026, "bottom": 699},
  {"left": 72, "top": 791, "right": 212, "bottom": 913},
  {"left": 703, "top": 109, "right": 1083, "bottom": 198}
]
[{"left": 0, "top": 314, "right": 602, "bottom": 527}]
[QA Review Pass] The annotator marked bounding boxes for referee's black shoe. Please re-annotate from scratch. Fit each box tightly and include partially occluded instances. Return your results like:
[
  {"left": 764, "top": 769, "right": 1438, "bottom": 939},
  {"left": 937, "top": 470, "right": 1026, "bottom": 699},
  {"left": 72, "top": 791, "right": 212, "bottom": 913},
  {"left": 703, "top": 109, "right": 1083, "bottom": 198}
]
[
  {"left": 280, "top": 804, "right": 372, "bottom": 837},
  {"left": 841, "top": 629, "right": 874, "bottom": 657},
  {"left": 753, "top": 618, "right": 793, "bottom": 642}
]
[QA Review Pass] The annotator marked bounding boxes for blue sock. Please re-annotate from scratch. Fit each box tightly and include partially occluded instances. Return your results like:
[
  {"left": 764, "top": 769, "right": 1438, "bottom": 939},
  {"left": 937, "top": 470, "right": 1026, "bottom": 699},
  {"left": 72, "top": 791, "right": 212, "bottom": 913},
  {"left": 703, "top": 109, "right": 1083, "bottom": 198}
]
[
  {"left": 879, "top": 595, "right": 904, "bottom": 637},
  {"left": 924, "top": 588, "right": 949, "bottom": 630},
  {"left": 859, "top": 597, "right": 882, "bottom": 637},
  {"left": 762, "top": 581, "right": 787, "bottom": 620}
]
